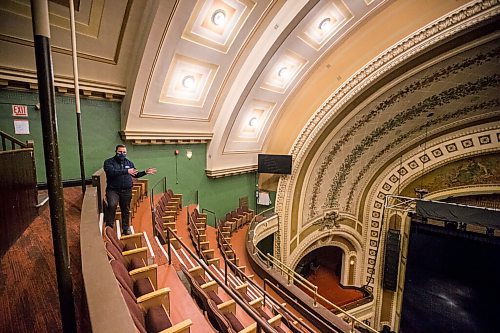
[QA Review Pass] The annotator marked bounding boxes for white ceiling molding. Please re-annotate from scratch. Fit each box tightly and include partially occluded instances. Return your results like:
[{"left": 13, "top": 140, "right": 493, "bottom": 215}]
[
  {"left": 207, "top": 0, "right": 315, "bottom": 172},
  {"left": 182, "top": 0, "right": 256, "bottom": 53},
  {"left": 298, "top": 0, "right": 352, "bottom": 51},
  {"left": 260, "top": 50, "right": 308, "bottom": 93},
  {"left": 158, "top": 54, "right": 219, "bottom": 108}
]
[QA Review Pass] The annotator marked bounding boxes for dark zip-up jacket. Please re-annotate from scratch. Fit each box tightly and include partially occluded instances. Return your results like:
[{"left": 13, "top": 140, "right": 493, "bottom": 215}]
[{"left": 103, "top": 155, "right": 146, "bottom": 190}]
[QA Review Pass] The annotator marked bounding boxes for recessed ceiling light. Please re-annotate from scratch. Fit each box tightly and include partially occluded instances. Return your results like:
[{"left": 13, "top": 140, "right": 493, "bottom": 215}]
[
  {"left": 182, "top": 75, "right": 195, "bottom": 89},
  {"left": 211, "top": 9, "right": 226, "bottom": 26},
  {"left": 248, "top": 117, "right": 258, "bottom": 127},
  {"left": 318, "top": 17, "right": 332, "bottom": 32},
  {"left": 278, "top": 66, "right": 289, "bottom": 79}
]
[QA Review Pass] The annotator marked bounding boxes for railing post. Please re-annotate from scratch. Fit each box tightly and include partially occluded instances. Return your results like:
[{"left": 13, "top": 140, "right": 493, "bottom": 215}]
[
  {"left": 224, "top": 258, "right": 228, "bottom": 285},
  {"left": 167, "top": 227, "right": 171, "bottom": 265},
  {"left": 313, "top": 286, "right": 318, "bottom": 307}
]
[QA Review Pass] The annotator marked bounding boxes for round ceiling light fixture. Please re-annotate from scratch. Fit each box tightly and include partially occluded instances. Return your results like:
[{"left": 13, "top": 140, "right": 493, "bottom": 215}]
[
  {"left": 211, "top": 9, "right": 227, "bottom": 26},
  {"left": 318, "top": 17, "right": 332, "bottom": 32},
  {"left": 248, "top": 117, "right": 258, "bottom": 127},
  {"left": 278, "top": 66, "right": 289, "bottom": 79},
  {"left": 182, "top": 75, "right": 195, "bottom": 89}
]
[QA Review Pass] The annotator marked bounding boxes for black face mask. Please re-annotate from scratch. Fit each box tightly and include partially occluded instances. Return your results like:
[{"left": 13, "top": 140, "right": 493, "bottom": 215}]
[{"left": 116, "top": 152, "right": 126, "bottom": 161}]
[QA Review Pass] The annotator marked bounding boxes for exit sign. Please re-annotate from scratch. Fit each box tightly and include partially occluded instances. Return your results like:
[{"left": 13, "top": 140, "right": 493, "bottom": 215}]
[{"left": 12, "top": 104, "right": 28, "bottom": 117}]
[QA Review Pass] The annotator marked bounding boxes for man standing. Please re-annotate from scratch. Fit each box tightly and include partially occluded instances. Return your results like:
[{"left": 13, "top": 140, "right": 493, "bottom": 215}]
[{"left": 104, "top": 144, "right": 156, "bottom": 235}]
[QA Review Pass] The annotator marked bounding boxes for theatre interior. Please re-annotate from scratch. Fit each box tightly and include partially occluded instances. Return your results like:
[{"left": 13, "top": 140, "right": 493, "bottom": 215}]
[{"left": 1, "top": 1, "right": 500, "bottom": 333}]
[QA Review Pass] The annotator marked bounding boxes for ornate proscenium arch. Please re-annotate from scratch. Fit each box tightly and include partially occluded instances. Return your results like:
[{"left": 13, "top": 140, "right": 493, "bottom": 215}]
[
  {"left": 275, "top": 0, "right": 499, "bottom": 263},
  {"left": 273, "top": 2, "right": 500, "bottom": 330}
]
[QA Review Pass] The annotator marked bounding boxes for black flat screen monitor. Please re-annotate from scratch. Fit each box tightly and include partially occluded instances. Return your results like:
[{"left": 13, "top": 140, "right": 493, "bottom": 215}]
[{"left": 258, "top": 154, "right": 292, "bottom": 174}]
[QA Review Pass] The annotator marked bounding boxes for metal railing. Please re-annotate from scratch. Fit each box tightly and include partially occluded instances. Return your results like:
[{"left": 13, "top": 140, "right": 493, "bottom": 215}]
[
  {"left": 216, "top": 224, "right": 317, "bottom": 333},
  {"left": 202, "top": 208, "right": 217, "bottom": 227},
  {"left": 248, "top": 213, "right": 378, "bottom": 333},
  {"left": 164, "top": 226, "right": 278, "bottom": 333},
  {"left": 149, "top": 176, "right": 167, "bottom": 209}
]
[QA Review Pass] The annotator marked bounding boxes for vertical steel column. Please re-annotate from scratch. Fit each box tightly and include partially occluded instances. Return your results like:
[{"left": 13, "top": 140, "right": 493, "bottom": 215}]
[
  {"left": 30, "top": 1, "right": 77, "bottom": 332},
  {"left": 69, "top": 0, "right": 86, "bottom": 193}
]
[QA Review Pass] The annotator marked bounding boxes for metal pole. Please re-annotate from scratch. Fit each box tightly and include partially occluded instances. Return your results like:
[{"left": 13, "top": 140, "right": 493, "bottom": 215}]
[
  {"left": 167, "top": 227, "right": 171, "bottom": 265},
  {"left": 30, "top": 1, "right": 76, "bottom": 332},
  {"left": 224, "top": 258, "right": 228, "bottom": 285},
  {"left": 68, "top": 0, "right": 85, "bottom": 193}
]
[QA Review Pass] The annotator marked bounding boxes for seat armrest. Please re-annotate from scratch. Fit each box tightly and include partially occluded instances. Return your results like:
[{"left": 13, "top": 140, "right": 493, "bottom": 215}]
[
  {"left": 137, "top": 287, "right": 171, "bottom": 312},
  {"left": 238, "top": 323, "right": 257, "bottom": 333},
  {"left": 129, "top": 264, "right": 158, "bottom": 289},
  {"left": 200, "top": 280, "right": 218, "bottom": 292},
  {"left": 235, "top": 283, "right": 248, "bottom": 294},
  {"left": 217, "top": 299, "right": 236, "bottom": 314},
  {"left": 249, "top": 296, "right": 263, "bottom": 309},
  {"left": 268, "top": 314, "right": 282, "bottom": 327},
  {"left": 188, "top": 266, "right": 205, "bottom": 278},
  {"left": 122, "top": 246, "right": 148, "bottom": 263}
]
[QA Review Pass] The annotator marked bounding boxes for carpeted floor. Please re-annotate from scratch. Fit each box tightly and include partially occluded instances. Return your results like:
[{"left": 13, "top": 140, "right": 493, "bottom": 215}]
[
  {"left": 304, "top": 266, "right": 365, "bottom": 309},
  {"left": 0, "top": 186, "right": 89, "bottom": 333}
]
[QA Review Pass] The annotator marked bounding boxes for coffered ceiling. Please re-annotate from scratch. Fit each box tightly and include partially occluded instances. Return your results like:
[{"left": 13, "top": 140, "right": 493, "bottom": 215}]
[{"left": 0, "top": 0, "right": 498, "bottom": 180}]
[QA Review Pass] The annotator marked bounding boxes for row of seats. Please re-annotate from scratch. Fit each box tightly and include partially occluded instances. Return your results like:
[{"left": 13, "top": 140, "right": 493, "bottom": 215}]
[
  {"left": 153, "top": 189, "right": 183, "bottom": 249},
  {"left": 188, "top": 208, "right": 220, "bottom": 267},
  {"left": 152, "top": 195, "right": 301, "bottom": 332},
  {"left": 215, "top": 217, "right": 307, "bottom": 333},
  {"left": 218, "top": 206, "right": 254, "bottom": 236},
  {"left": 178, "top": 253, "right": 288, "bottom": 333},
  {"left": 166, "top": 212, "right": 293, "bottom": 333},
  {"left": 104, "top": 226, "right": 193, "bottom": 332}
]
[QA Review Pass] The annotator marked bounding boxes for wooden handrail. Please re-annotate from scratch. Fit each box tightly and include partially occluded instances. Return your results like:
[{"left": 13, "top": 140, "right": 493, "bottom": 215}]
[{"left": 0, "top": 130, "right": 31, "bottom": 150}]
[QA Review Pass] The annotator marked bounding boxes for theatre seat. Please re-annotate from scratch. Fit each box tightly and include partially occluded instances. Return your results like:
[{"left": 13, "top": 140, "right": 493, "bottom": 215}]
[
  {"left": 104, "top": 226, "right": 144, "bottom": 251},
  {"left": 207, "top": 299, "right": 256, "bottom": 333},
  {"left": 105, "top": 241, "right": 147, "bottom": 270},
  {"left": 120, "top": 284, "right": 192, "bottom": 333},
  {"left": 110, "top": 259, "right": 156, "bottom": 299}
]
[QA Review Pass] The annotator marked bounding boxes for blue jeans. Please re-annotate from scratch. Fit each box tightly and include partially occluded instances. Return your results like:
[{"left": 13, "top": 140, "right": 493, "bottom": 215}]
[{"left": 104, "top": 188, "right": 132, "bottom": 230}]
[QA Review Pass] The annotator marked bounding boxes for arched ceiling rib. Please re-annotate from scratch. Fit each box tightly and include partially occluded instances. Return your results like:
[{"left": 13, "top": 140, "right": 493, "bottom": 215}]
[
  {"left": 0, "top": 0, "right": 498, "bottom": 181},
  {"left": 120, "top": 0, "right": 392, "bottom": 176}
]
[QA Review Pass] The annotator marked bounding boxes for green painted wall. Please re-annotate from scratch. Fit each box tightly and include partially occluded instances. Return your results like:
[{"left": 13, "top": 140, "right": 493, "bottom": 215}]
[
  {"left": 0, "top": 90, "right": 121, "bottom": 183},
  {"left": 0, "top": 90, "right": 256, "bottom": 225}
]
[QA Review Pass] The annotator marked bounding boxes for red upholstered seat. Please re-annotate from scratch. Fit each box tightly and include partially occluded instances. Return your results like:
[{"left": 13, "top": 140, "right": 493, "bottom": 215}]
[
  {"left": 110, "top": 259, "right": 154, "bottom": 299},
  {"left": 105, "top": 241, "right": 145, "bottom": 270},
  {"left": 120, "top": 285, "right": 172, "bottom": 333},
  {"left": 225, "top": 312, "right": 244, "bottom": 332},
  {"left": 104, "top": 226, "right": 142, "bottom": 251},
  {"left": 145, "top": 305, "right": 173, "bottom": 333}
]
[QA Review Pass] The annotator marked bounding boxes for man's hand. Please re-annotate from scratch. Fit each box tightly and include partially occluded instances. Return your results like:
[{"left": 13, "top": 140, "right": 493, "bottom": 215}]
[
  {"left": 146, "top": 168, "right": 157, "bottom": 175},
  {"left": 127, "top": 168, "right": 138, "bottom": 176}
]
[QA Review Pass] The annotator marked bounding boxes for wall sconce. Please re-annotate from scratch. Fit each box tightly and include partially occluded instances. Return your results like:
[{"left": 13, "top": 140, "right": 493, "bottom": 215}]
[
  {"left": 186, "top": 150, "right": 193, "bottom": 160},
  {"left": 350, "top": 259, "right": 355, "bottom": 265}
]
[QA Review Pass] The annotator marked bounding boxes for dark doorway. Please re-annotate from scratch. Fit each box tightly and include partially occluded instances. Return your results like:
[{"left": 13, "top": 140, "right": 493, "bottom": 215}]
[
  {"left": 400, "top": 223, "right": 500, "bottom": 333},
  {"left": 293, "top": 246, "right": 364, "bottom": 308},
  {"left": 295, "top": 246, "right": 343, "bottom": 278}
]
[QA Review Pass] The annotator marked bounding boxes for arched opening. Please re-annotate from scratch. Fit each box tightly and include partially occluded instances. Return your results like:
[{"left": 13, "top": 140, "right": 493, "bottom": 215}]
[
  {"left": 295, "top": 246, "right": 343, "bottom": 279},
  {"left": 294, "top": 246, "right": 364, "bottom": 308}
]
